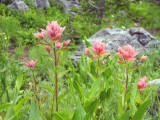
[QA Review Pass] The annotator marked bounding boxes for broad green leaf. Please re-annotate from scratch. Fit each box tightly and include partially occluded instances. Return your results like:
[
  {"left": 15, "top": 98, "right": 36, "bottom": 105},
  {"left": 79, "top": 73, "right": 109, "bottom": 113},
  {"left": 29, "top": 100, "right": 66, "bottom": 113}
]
[
  {"left": 115, "top": 110, "right": 131, "bottom": 120},
  {"left": 14, "top": 98, "right": 28, "bottom": 116},
  {"left": 84, "top": 67, "right": 96, "bottom": 82},
  {"left": 36, "top": 42, "right": 52, "bottom": 46},
  {"left": 73, "top": 79, "right": 84, "bottom": 98},
  {"left": 29, "top": 100, "right": 42, "bottom": 120},
  {"left": 84, "top": 99, "right": 99, "bottom": 115},
  {"left": 99, "top": 88, "right": 111, "bottom": 102},
  {"left": 132, "top": 100, "right": 151, "bottom": 120},
  {"left": 0, "top": 103, "right": 11, "bottom": 112},
  {"left": 73, "top": 100, "right": 86, "bottom": 120},
  {"left": 87, "top": 78, "right": 101, "bottom": 98},
  {"left": 54, "top": 112, "right": 70, "bottom": 120},
  {"left": 130, "top": 77, "right": 139, "bottom": 113},
  {"left": 128, "top": 64, "right": 142, "bottom": 73},
  {"left": 114, "top": 77, "right": 125, "bottom": 89},
  {"left": 15, "top": 74, "right": 23, "bottom": 91}
]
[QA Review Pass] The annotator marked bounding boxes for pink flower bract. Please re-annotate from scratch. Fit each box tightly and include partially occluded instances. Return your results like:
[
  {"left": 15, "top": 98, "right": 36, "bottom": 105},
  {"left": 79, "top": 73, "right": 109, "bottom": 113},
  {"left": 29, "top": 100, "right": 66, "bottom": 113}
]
[
  {"left": 33, "top": 31, "right": 44, "bottom": 40},
  {"left": 138, "top": 76, "right": 150, "bottom": 93},
  {"left": 90, "top": 41, "right": 110, "bottom": 58},
  {"left": 140, "top": 55, "right": 147, "bottom": 62},
  {"left": 43, "top": 21, "right": 65, "bottom": 41},
  {"left": 55, "top": 42, "right": 61, "bottom": 48},
  {"left": 85, "top": 48, "right": 90, "bottom": 54},
  {"left": 63, "top": 40, "right": 71, "bottom": 47},
  {"left": 24, "top": 60, "right": 37, "bottom": 69},
  {"left": 116, "top": 45, "right": 138, "bottom": 62}
]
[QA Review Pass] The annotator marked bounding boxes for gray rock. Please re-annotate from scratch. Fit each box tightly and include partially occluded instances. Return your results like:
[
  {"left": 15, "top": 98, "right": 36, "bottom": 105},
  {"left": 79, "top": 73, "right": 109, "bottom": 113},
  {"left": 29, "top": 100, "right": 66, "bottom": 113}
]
[
  {"left": 34, "top": 0, "right": 50, "bottom": 9},
  {"left": 56, "top": 0, "right": 81, "bottom": 15},
  {"left": 71, "top": 27, "right": 160, "bottom": 62},
  {"left": 8, "top": 0, "right": 29, "bottom": 11}
]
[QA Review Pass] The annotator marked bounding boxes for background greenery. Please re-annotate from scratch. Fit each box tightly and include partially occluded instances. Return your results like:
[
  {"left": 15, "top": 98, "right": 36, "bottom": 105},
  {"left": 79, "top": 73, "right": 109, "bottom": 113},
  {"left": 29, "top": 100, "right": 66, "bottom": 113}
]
[{"left": 0, "top": 0, "right": 160, "bottom": 119}]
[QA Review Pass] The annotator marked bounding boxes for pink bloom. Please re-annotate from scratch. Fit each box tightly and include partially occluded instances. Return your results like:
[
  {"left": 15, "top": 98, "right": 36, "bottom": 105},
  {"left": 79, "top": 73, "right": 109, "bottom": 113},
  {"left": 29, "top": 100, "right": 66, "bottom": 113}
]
[
  {"left": 33, "top": 31, "right": 44, "bottom": 40},
  {"left": 24, "top": 60, "right": 37, "bottom": 69},
  {"left": 45, "top": 46, "right": 51, "bottom": 53},
  {"left": 85, "top": 48, "right": 90, "bottom": 54},
  {"left": 101, "top": 59, "right": 106, "bottom": 64},
  {"left": 90, "top": 41, "right": 110, "bottom": 58},
  {"left": 106, "top": 19, "right": 108, "bottom": 22},
  {"left": 109, "top": 23, "right": 113, "bottom": 29},
  {"left": 140, "top": 55, "right": 147, "bottom": 62},
  {"left": 116, "top": 45, "right": 138, "bottom": 62},
  {"left": 138, "top": 76, "right": 150, "bottom": 94},
  {"left": 63, "top": 40, "right": 71, "bottom": 47},
  {"left": 55, "top": 42, "right": 61, "bottom": 48},
  {"left": 42, "top": 21, "right": 65, "bottom": 41}
]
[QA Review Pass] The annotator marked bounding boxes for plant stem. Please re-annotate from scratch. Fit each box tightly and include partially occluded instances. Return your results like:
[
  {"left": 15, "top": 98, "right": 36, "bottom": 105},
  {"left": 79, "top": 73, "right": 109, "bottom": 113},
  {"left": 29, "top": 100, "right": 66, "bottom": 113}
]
[
  {"left": 32, "top": 70, "right": 40, "bottom": 111},
  {"left": 96, "top": 59, "right": 100, "bottom": 78},
  {"left": 54, "top": 43, "right": 58, "bottom": 112},
  {"left": 124, "top": 63, "right": 128, "bottom": 111}
]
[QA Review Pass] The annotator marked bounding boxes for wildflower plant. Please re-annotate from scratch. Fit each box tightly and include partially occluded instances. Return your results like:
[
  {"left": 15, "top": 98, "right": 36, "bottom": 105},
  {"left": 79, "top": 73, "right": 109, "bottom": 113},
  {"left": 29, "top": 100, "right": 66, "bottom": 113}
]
[
  {"left": 33, "top": 20, "right": 71, "bottom": 114},
  {"left": 116, "top": 45, "right": 149, "bottom": 110}
]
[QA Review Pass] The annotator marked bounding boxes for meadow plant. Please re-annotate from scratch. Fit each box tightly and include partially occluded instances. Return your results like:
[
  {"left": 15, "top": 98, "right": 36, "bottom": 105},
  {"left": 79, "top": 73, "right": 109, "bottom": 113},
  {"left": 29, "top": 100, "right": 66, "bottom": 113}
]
[
  {"left": 116, "top": 45, "right": 149, "bottom": 110},
  {"left": 34, "top": 20, "right": 71, "bottom": 114},
  {"left": 24, "top": 60, "right": 40, "bottom": 110}
]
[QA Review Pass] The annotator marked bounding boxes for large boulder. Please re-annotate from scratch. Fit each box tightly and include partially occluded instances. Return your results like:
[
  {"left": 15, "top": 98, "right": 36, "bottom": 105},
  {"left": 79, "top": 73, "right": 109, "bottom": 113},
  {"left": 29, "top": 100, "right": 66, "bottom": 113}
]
[
  {"left": 55, "top": 0, "right": 81, "bottom": 15},
  {"left": 71, "top": 27, "right": 160, "bottom": 62},
  {"left": 8, "top": 0, "right": 29, "bottom": 11},
  {"left": 34, "top": 0, "right": 50, "bottom": 9}
]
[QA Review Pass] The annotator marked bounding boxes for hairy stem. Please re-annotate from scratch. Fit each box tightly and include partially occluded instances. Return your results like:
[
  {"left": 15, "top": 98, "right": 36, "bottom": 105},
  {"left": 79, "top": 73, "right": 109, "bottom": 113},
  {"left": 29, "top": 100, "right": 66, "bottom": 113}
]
[
  {"left": 32, "top": 70, "right": 40, "bottom": 111},
  {"left": 124, "top": 63, "right": 128, "bottom": 111},
  {"left": 54, "top": 43, "right": 58, "bottom": 112}
]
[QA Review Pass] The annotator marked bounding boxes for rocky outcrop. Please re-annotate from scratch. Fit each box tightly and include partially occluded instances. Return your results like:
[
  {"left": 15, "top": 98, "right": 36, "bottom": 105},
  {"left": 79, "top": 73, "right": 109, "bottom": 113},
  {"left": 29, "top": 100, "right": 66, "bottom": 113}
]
[
  {"left": 71, "top": 27, "right": 160, "bottom": 62},
  {"left": 34, "top": 0, "right": 50, "bottom": 9},
  {"left": 55, "top": 0, "right": 81, "bottom": 15},
  {"left": 8, "top": 0, "right": 29, "bottom": 11}
]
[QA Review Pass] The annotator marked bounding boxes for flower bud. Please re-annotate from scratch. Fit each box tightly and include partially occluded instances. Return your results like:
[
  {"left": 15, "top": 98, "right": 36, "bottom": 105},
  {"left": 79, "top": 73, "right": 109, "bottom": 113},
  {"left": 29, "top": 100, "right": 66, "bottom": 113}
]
[
  {"left": 63, "top": 40, "right": 71, "bottom": 47},
  {"left": 55, "top": 42, "right": 61, "bottom": 48},
  {"left": 106, "top": 19, "right": 108, "bottom": 22},
  {"left": 85, "top": 48, "right": 90, "bottom": 54},
  {"left": 140, "top": 55, "right": 147, "bottom": 61},
  {"left": 45, "top": 46, "right": 51, "bottom": 53}
]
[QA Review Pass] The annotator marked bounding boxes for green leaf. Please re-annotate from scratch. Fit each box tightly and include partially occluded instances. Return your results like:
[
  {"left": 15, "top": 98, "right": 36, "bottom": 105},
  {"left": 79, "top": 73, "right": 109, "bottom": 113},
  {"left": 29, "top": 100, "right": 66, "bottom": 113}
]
[
  {"left": 98, "top": 67, "right": 109, "bottom": 75},
  {"left": 84, "top": 99, "right": 99, "bottom": 115},
  {"left": 58, "top": 90, "right": 70, "bottom": 102},
  {"left": 128, "top": 64, "right": 142, "bottom": 73},
  {"left": 58, "top": 70, "right": 69, "bottom": 80},
  {"left": 132, "top": 100, "right": 151, "bottom": 120},
  {"left": 84, "top": 67, "right": 96, "bottom": 82},
  {"left": 114, "top": 77, "right": 125, "bottom": 89},
  {"left": 29, "top": 100, "right": 42, "bottom": 120},
  {"left": 73, "top": 79, "right": 84, "bottom": 98},
  {"left": 87, "top": 78, "right": 101, "bottom": 98},
  {"left": 99, "top": 88, "right": 111, "bottom": 102},
  {"left": 14, "top": 98, "right": 28, "bottom": 116},
  {"left": 15, "top": 74, "right": 23, "bottom": 91},
  {"left": 115, "top": 110, "right": 131, "bottom": 120},
  {"left": 84, "top": 38, "right": 92, "bottom": 47},
  {"left": 0, "top": 103, "right": 11, "bottom": 112},
  {"left": 38, "top": 85, "right": 54, "bottom": 93},
  {"left": 73, "top": 100, "right": 86, "bottom": 120},
  {"left": 54, "top": 112, "right": 70, "bottom": 120}
]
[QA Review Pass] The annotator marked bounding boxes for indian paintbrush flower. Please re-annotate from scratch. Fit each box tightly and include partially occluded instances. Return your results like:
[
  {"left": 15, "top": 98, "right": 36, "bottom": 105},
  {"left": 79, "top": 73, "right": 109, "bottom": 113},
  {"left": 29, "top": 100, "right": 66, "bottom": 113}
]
[
  {"left": 63, "top": 40, "right": 71, "bottom": 47},
  {"left": 42, "top": 21, "right": 65, "bottom": 41},
  {"left": 24, "top": 60, "right": 37, "bottom": 69},
  {"left": 140, "top": 55, "right": 147, "bottom": 62},
  {"left": 138, "top": 76, "right": 150, "bottom": 94},
  {"left": 55, "top": 42, "right": 61, "bottom": 48},
  {"left": 116, "top": 45, "right": 138, "bottom": 63},
  {"left": 33, "top": 31, "right": 44, "bottom": 40}
]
